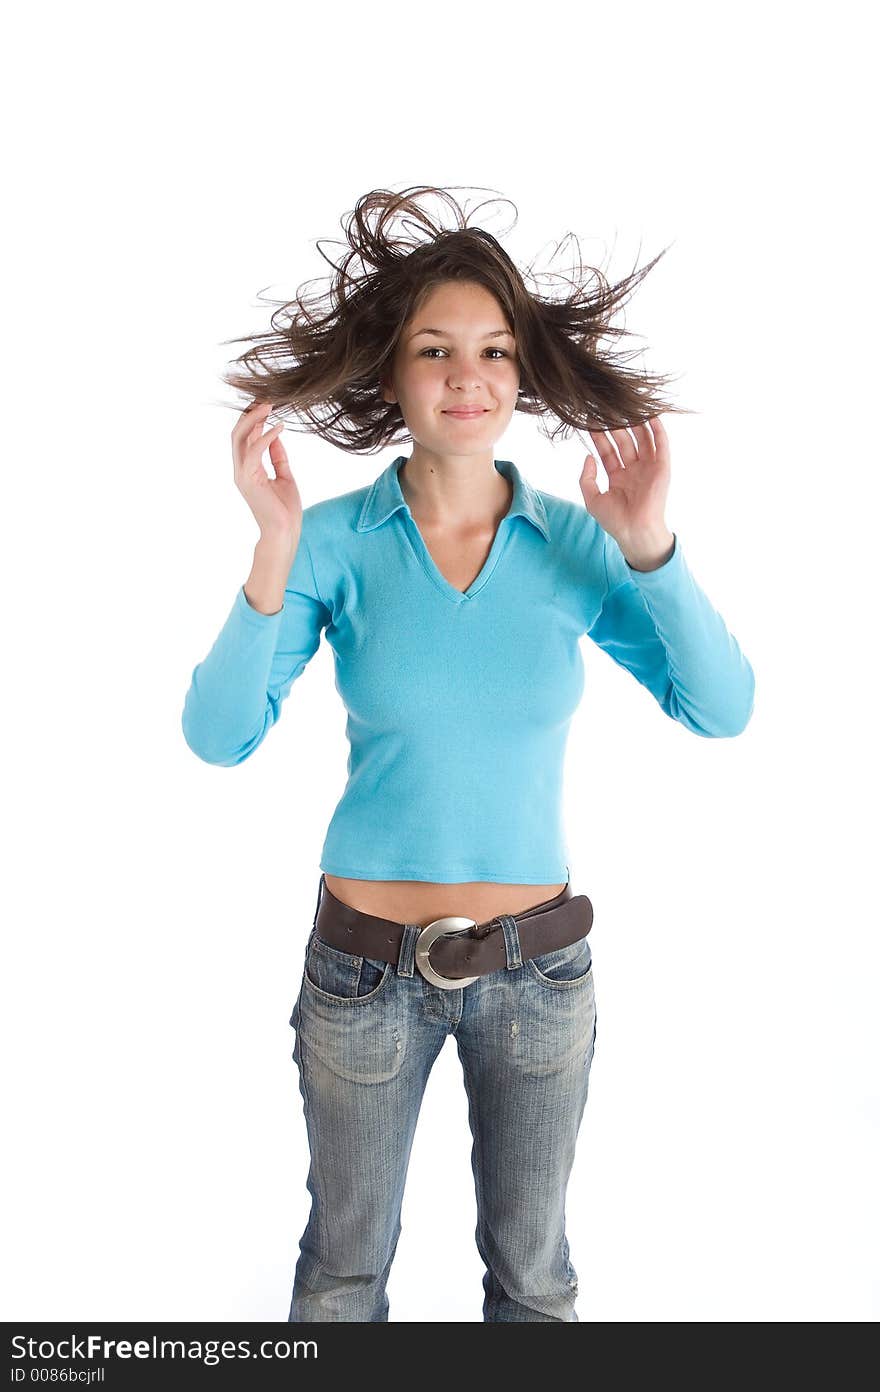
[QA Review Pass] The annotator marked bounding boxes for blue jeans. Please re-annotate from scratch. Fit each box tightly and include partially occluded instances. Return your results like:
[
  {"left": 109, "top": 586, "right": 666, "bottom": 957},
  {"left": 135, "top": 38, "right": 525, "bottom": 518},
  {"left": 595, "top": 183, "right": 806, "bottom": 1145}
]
[{"left": 287, "top": 878, "right": 598, "bottom": 1322}]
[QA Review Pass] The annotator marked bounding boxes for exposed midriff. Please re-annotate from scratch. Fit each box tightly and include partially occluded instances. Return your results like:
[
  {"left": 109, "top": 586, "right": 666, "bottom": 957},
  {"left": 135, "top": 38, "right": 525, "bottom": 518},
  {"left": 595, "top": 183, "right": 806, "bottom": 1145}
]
[{"left": 321, "top": 875, "right": 569, "bottom": 927}]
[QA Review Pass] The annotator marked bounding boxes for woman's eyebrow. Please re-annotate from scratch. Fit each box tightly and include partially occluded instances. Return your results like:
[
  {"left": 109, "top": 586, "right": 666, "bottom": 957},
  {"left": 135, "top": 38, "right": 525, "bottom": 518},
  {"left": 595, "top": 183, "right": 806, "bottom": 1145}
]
[{"left": 407, "top": 328, "right": 515, "bottom": 341}]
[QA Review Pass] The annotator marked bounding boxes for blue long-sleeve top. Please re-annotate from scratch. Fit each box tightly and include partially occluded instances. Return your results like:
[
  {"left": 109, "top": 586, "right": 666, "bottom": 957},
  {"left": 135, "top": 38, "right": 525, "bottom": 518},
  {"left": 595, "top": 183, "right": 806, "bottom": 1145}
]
[{"left": 182, "top": 455, "right": 755, "bottom": 883}]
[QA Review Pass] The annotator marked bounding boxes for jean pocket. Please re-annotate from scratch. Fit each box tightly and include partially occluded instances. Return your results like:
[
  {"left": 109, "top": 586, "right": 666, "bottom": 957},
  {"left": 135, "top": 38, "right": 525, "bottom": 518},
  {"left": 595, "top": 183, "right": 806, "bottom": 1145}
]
[
  {"left": 526, "top": 933, "right": 593, "bottom": 988},
  {"left": 303, "top": 933, "right": 393, "bottom": 1004}
]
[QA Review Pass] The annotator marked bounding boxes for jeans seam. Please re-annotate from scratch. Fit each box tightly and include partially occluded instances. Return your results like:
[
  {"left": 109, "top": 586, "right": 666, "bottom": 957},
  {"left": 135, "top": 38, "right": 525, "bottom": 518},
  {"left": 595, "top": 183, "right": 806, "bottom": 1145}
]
[
  {"left": 460, "top": 1056, "right": 491, "bottom": 1302},
  {"left": 296, "top": 1032, "right": 327, "bottom": 1271}
]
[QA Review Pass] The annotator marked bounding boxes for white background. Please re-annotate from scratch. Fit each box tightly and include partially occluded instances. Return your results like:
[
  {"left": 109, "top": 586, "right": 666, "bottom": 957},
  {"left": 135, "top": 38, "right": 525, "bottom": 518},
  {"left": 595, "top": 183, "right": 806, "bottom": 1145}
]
[{"left": 4, "top": 0, "right": 877, "bottom": 1323}]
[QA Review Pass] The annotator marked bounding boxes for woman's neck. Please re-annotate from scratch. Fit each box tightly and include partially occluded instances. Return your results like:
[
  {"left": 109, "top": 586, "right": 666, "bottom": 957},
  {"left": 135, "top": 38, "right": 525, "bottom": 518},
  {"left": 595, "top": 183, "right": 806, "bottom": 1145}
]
[{"left": 398, "top": 454, "right": 512, "bottom": 527}]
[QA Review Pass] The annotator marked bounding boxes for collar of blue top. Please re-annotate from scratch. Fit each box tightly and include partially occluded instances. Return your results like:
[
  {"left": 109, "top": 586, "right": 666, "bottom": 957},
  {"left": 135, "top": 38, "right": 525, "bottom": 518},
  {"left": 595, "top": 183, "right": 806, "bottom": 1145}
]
[{"left": 356, "top": 456, "right": 551, "bottom": 542}]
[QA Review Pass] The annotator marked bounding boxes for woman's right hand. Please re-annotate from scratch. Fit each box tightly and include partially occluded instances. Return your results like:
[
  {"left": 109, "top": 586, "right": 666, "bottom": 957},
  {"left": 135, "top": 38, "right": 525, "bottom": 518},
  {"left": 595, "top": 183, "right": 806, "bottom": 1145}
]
[{"left": 232, "top": 400, "right": 302, "bottom": 543}]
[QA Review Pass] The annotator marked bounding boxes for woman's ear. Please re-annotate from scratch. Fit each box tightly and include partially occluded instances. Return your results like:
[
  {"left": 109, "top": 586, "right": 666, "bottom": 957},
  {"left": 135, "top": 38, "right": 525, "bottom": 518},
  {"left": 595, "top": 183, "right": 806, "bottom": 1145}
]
[{"left": 380, "top": 374, "right": 397, "bottom": 407}]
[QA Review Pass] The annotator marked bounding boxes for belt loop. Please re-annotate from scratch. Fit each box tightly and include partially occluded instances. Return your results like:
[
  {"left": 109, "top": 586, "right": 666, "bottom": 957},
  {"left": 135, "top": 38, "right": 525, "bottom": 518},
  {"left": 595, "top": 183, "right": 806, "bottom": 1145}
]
[
  {"left": 397, "top": 923, "right": 420, "bottom": 978},
  {"left": 498, "top": 913, "right": 523, "bottom": 971}
]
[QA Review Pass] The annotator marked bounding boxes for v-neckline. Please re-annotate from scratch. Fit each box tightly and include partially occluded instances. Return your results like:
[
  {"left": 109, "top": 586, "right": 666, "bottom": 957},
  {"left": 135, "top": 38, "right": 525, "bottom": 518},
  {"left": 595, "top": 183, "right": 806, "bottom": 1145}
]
[{"left": 397, "top": 461, "right": 515, "bottom": 605}]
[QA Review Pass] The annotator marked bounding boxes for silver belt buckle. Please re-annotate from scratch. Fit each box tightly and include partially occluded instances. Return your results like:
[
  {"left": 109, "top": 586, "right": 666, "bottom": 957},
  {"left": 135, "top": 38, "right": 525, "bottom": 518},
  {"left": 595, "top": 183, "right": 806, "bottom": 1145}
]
[{"left": 414, "top": 916, "right": 480, "bottom": 990}]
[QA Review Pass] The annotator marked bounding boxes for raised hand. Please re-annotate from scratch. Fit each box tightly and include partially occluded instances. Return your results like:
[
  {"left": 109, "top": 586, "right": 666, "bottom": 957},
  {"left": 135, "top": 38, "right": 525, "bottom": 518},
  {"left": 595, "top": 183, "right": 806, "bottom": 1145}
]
[
  {"left": 578, "top": 416, "right": 676, "bottom": 571},
  {"left": 232, "top": 400, "right": 303, "bottom": 544}
]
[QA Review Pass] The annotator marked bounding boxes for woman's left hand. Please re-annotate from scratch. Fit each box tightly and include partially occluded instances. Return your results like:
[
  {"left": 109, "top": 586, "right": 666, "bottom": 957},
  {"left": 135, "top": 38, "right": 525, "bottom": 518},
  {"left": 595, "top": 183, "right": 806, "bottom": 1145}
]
[{"left": 578, "top": 416, "right": 676, "bottom": 571}]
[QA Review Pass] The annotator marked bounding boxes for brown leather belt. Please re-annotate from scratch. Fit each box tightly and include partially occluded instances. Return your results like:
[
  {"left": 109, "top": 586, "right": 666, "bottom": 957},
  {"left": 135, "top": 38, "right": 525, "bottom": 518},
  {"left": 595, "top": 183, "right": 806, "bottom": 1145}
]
[{"left": 313, "top": 875, "right": 593, "bottom": 990}]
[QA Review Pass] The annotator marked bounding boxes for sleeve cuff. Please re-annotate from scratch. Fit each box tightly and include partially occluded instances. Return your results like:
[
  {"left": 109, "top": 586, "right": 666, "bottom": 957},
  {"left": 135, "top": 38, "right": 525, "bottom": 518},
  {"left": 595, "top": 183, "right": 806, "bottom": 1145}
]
[
  {"left": 235, "top": 583, "right": 284, "bottom": 625},
  {"left": 624, "top": 532, "right": 682, "bottom": 583}
]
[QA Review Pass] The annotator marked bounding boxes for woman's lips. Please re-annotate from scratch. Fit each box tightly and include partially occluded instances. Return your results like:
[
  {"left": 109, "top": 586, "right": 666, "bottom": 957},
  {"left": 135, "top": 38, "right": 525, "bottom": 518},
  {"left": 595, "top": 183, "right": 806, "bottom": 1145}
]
[{"left": 443, "top": 409, "right": 489, "bottom": 418}]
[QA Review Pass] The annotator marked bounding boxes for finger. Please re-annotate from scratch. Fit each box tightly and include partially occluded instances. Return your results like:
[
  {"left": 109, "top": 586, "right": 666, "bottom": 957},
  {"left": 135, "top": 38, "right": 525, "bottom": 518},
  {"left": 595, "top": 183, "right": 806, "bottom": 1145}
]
[
  {"left": 233, "top": 411, "right": 273, "bottom": 458},
  {"left": 607, "top": 426, "right": 638, "bottom": 465},
  {"left": 649, "top": 415, "right": 670, "bottom": 464},
  {"left": 631, "top": 422, "right": 656, "bottom": 461},
  {"left": 268, "top": 432, "right": 292, "bottom": 480},
  {"left": 241, "top": 422, "right": 284, "bottom": 468},
  {"left": 246, "top": 402, "right": 277, "bottom": 446},
  {"left": 238, "top": 399, "right": 272, "bottom": 425},
  {"left": 232, "top": 399, "right": 273, "bottom": 441},
  {"left": 579, "top": 451, "right": 601, "bottom": 503},
  {"left": 587, "top": 428, "right": 623, "bottom": 473},
  {"left": 256, "top": 422, "right": 285, "bottom": 451}
]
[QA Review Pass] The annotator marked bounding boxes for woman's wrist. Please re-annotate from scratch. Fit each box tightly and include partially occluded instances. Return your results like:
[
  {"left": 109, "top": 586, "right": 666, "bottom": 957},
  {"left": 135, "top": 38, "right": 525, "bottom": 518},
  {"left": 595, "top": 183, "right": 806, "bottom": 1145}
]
[{"left": 245, "top": 530, "right": 301, "bottom": 614}]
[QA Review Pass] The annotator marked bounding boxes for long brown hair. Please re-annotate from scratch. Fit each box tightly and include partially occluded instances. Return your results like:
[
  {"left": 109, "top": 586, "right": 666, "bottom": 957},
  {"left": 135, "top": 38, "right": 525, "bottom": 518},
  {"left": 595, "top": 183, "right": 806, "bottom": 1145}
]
[{"left": 218, "top": 185, "right": 696, "bottom": 452}]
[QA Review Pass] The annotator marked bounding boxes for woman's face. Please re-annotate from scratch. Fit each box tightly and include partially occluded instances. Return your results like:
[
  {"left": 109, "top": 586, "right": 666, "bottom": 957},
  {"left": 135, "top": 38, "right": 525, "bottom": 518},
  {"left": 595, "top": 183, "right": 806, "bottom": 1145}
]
[{"left": 382, "top": 280, "right": 520, "bottom": 460}]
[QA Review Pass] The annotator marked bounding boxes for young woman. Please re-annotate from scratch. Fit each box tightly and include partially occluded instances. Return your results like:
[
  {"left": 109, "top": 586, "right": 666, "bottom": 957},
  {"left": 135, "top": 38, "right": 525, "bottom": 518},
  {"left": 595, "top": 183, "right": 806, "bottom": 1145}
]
[{"left": 182, "top": 186, "right": 755, "bottom": 1322}]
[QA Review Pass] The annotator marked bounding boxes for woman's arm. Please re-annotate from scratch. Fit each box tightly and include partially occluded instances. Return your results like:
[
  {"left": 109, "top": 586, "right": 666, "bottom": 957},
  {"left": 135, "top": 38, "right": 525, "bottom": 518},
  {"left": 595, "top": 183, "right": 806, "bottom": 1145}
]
[
  {"left": 587, "top": 530, "right": 755, "bottom": 738},
  {"left": 181, "top": 526, "right": 331, "bottom": 766}
]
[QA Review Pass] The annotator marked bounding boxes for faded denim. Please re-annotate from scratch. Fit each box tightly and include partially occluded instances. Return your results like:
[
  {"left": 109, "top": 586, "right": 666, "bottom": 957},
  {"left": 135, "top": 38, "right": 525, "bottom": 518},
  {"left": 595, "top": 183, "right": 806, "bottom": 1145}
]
[{"left": 287, "top": 877, "right": 598, "bottom": 1322}]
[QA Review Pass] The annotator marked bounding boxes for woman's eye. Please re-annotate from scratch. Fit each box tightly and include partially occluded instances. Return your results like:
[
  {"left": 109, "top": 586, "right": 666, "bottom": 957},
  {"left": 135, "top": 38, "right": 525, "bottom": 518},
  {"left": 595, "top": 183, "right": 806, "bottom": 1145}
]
[{"left": 420, "top": 347, "right": 509, "bottom": 359}]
